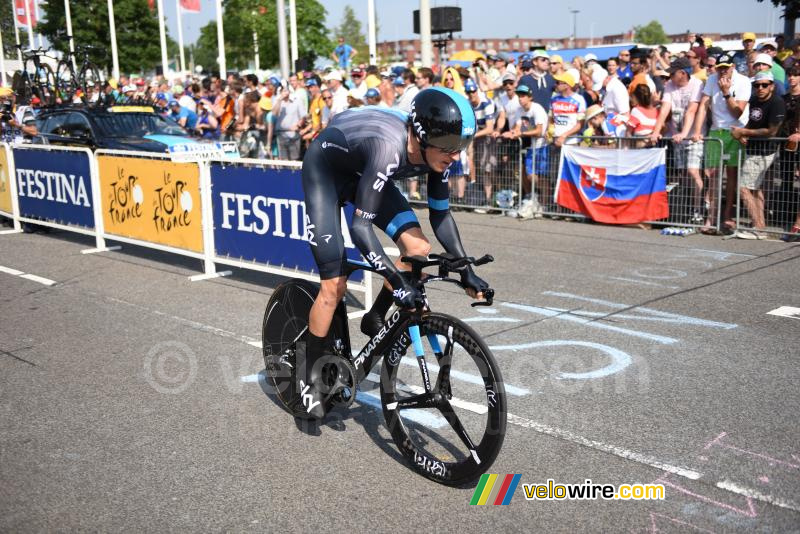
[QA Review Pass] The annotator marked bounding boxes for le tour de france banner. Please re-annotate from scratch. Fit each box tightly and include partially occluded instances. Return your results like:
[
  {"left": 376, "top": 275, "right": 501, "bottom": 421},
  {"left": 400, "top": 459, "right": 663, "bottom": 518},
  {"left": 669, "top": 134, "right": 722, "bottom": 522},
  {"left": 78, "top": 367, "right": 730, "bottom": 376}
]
[
  {"left": 555, "top": 146, "right": 669, "bottom": 224},
  {"left": 210, "top": 163, "right": 364, "bottom": 282},
  {"left": 0, "top": 148, "right": 12, "bottom": 215},
  {"left": 97, "top": 156, "right": 204, "bottom": 252},
  {"left": 13, "top": 147, "right": 95, "bottom": 228}
]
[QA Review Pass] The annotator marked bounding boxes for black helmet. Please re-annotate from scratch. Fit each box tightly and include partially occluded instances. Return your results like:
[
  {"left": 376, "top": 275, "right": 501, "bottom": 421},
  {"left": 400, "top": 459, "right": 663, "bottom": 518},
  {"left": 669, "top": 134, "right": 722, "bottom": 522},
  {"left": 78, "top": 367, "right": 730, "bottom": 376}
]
[{"left": 409, "top": 87, "right": 476, "bottom": 153}]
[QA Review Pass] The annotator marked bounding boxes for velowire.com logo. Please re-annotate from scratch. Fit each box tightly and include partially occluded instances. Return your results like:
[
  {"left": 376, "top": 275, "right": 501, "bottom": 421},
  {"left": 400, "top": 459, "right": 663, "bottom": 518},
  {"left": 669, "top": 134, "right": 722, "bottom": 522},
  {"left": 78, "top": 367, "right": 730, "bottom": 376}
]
[{"left": 469, "top": 474, "right": 521, "bottom": 506}]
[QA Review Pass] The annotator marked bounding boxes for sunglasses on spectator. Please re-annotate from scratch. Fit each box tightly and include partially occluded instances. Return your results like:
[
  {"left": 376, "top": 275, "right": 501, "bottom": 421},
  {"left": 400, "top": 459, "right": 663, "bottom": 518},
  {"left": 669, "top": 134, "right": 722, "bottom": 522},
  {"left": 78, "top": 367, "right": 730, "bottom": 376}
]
[
  {"left": 753, "top": 83, "right": 773, "bottom": 88},
  {"left": 502, "top": 80, "right": 515, "bottom": 85},
  {"left": 687, "top": 53, "right": 697, "bottom": 58},
  {"left": 465, "top": 89, "right": 477, "bottom": 94}
]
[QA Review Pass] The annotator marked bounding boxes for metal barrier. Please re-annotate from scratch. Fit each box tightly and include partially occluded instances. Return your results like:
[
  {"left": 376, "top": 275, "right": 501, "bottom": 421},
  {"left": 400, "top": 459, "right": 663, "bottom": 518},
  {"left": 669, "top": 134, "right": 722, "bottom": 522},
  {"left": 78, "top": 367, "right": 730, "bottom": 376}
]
[
  {"left": 395, "top": 137, "right": 524, "bottom": 213},
  {"left": 530, "top": 136, "right": 726, "bottom": 229},
  {"left": 734, "top": 137, "right": 800, "bottom": 240}
]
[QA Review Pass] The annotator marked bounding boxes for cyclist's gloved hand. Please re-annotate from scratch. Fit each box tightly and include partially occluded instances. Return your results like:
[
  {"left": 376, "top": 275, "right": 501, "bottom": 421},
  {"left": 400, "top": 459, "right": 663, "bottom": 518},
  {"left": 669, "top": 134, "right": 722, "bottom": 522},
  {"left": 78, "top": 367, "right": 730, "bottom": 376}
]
[
  {"left": 389, "top": 272, "right": 423, "bottom": 308},
  {"left": 460, "top": 266, "right": 490, "bottom": 298}
]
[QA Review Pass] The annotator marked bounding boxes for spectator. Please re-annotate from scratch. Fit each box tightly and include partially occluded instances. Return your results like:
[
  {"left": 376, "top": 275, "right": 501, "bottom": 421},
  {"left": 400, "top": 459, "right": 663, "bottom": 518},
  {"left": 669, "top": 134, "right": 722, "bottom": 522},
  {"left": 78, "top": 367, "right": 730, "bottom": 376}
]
[
  {"left": 550, "top": 71, "right": 586, "bottom": 148},
  {"left": 607, "top": 57, "right": 619, "bottom": 78},
  {"left": 627, "top": 84, "right": 658, "bottom": 144},
  {"left": 687, "top": 46, "right": 708, "bottom": 82},
  {"left": 393, "top": 68, "right": 419, "bottom": 112},
  {"left": 616, "top": 50, "right": 633, "bottom": 83},
  {"left": 776, "top": 34, "right": 792, "bottom": 63},
  {"left": 349, "top": 67, "right": 367, "bottom": 99},
  {"left": 364, "top": 87, "right": 386, "bottom": 107},
  {"left": 237, "top": 91, "right": 266, "bottom": 158},
  {"left": 733, "top": 32, "right": 757, "bottom": 75},
  {"left": 319, "top": 88, "right": 332, "bottom": 130},
  {"left": 602, "top": 60, "right": 631, "bottom": 118},
  {"left": 346, "top": 89, "right": 364, "bottom": 109},
  {"left": 364, "top": 65, "right": 381, "bottom": 90},
  {"left": 272, "top": 78, "right": 308, "bottom": 160},
  {"left": 168, "top": 100, "right": 198, "bottom": 130},
  {"left": 323, "top": 70, "right": 348, "bottom": 117},
  {"left": 579, "top": 68, "right": 600, "bottom": 107},
  {"left": 651, "top": 56, "right": 706, "bottom": 224},
  {"left": 519, "top": 51, "right": 556, "bottom": 113},
  {"left": 753, "top": 53, "right": 785, "bottom": 96},
  {"left": 442, "top": 66, "right": 466, "bottom": 95},
  {"left": 173, "top": 84, "right": 196, "bottom": 112},
  {"left": 758, "top": 41, "right": 786, "bottom": 85},
  {"left": 464, "top": 78, "right": 497, "bottom": 212},
  {"left": 195, "top": 99, "right": 220, "bottom": 139},
  {"left": 244, "top": 73, "right": 259, "bottom": 93},
  {"left": 300, "top": 78, "right": 325, "bottom": 144},
  {"left": 549, "top": 55, "right": 565, "bottom": 77},
  {"left": 692, "top": 53, "right": 751, "bottom": 234},
  {"left": 415, "top": 67, "right": 434, "bottom": 91},
  {"left": 289, "top": 72, "right": 309, "bottom": 110},
  {"left": 628, "top": 50, "right": 656, "bottom": 97},
  {"left": 746, "top": 50, "right": 759, "bottom": 77},
  {"left": 782, "top": 39, "right": 800, "bottom": 71},
  {"left": 581, "top": 104, "right": 616, "bottom": 147},
  {"left": 331, "top": 36, "right": 356, "bottom": 71},
  {"left": 0, "top": 87, "right": 37, "bottom": 144},
  {"left": 780, "top": 65, "right": 800, "bottom": 241},
  {"left": 493, "top": 72, "right": 522, "bottom": 134},
  {"left": 706, "top": 54, "right": 718, "bottom": 77},
  {"left": 731, "top": 71, "right": 785, "bottom": 238},
  {"left": 506, "top": 84, "right": 547, "bottom": 212}
]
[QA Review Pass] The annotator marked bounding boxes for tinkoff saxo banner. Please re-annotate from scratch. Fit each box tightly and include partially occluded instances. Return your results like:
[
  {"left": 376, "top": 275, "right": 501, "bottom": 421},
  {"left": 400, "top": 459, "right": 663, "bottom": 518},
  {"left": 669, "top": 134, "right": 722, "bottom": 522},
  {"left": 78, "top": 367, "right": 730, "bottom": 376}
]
[
  {"left": 0, "top": 148, "right": 11, "bottom": 215},
  {"left": 97, "top": 156, "right": 203, "bottom": 252}
]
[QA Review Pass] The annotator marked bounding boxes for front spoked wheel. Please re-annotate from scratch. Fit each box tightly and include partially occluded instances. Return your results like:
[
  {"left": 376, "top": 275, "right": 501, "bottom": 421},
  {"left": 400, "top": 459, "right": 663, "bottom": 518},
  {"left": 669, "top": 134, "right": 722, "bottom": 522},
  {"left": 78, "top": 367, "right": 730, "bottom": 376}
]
[{"left": 380, "top": 313, "right": 507, "bottom": 486}]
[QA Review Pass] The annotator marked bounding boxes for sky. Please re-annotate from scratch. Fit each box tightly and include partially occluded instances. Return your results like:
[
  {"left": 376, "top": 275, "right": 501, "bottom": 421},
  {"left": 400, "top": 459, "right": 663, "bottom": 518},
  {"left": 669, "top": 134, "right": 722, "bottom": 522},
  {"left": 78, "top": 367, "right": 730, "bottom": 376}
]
[{"left": 166, "top": 0, "right": 786, "bottom": 48}]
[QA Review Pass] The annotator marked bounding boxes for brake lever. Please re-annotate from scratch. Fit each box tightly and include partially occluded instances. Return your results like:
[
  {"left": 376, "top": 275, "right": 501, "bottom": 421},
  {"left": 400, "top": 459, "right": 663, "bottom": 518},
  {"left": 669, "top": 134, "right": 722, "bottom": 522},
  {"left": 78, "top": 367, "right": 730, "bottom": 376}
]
[
  {"left": 474, "top": 254, "right": 494, "bottom": 266},
  {"left": 470, "top": 288, "right": 494, "bottom": 307}
]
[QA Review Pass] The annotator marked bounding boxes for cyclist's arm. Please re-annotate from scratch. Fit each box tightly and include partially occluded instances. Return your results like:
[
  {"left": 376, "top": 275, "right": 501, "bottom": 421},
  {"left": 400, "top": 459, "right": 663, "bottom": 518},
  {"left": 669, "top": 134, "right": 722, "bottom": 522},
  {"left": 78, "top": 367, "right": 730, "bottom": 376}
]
[
  {"left": 349, "top": 141, "right": 404, "bottom": 282},
  {"left": 426, "top": 170, "right": 468, "bottom": 258}
]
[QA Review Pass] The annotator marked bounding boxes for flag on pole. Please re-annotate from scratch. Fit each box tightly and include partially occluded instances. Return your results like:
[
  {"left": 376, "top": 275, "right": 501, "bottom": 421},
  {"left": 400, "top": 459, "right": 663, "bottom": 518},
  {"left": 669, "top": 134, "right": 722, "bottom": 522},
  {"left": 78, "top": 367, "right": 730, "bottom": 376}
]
[
  {"left": 14, "top": 0, "right": 37, "bottom": 28},
  {"left": 555, "top": 145, "right": 669, "bottom": 224},
  {"left": 148, "top": 0, "right": 155, "bottom": 10},
  {"left": 180, "top": 0, "right": 201, "bottom": 12}
]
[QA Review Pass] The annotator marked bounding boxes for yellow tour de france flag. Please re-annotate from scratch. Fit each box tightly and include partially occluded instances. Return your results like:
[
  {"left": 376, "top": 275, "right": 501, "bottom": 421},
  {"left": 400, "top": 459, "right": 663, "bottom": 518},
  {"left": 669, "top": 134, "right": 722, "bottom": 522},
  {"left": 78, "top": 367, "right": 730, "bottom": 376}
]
[
  {"left": 97, "top": 155, "right": 204, "bottom": 252},
  {"left": 0, "top": 148, "right": 12, "bottom": 215}
]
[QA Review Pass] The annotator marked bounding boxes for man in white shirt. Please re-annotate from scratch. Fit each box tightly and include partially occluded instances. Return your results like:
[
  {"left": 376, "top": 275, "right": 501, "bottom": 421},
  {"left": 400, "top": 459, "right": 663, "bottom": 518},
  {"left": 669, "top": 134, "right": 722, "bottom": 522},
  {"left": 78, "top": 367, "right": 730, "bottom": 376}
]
[
  {"left": 323, "top": 70, "right": 349, "bottom": 118},
  {"left": 651, "top": 57, "right": 706, "bottom": 223},
  {"left": 493, "top": 72, "right": 522, "bottom": 132},
  {"left": 602, "top": 68, "right": 630, "bottom": 117},
  {"left": 692, "top": 53, "right": 751, "bottom": 232},
  {"left": 503, "top": 84, "right": 547, "bottom": 215},
  {"left": 393, "top": 69, "right": 419, "bottom": 113}
]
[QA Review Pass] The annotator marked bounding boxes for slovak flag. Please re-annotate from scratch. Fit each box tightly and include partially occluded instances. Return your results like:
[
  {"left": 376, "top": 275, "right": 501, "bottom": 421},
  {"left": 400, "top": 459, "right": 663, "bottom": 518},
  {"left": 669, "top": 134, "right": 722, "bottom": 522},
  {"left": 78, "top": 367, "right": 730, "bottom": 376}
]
[
  {"left": 180, "top": 0, "right": 201, "bottom": 12},
  {"left": 15, "top": 0, "right": 37, "bottom": 28},
  {"left": 555, "top": 146, "right": 668, "bottom": 224}
]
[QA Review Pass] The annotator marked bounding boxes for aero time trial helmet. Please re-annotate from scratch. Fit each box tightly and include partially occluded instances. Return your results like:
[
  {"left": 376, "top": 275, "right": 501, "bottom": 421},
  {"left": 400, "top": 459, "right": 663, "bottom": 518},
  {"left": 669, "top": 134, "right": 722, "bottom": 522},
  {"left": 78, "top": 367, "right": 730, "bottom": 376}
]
[{"left": 409, "top": 87, "right": 476, "bottom": 153}]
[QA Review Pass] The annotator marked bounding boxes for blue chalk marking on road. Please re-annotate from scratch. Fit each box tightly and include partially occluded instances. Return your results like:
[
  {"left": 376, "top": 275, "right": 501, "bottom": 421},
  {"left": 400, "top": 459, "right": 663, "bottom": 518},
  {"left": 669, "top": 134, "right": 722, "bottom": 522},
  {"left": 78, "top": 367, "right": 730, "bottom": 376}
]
[
  {"left": 501, "top": 302, "right": 678, "bottom": 345},
  {"left": 543, "top": 292, "right": 738, "bottom": 329},
  {"left": 397, "top": 356, "right": 530, "bottom": 396},
  {"left": 487, "top": 340, "right": 632, "bottom": 379}
]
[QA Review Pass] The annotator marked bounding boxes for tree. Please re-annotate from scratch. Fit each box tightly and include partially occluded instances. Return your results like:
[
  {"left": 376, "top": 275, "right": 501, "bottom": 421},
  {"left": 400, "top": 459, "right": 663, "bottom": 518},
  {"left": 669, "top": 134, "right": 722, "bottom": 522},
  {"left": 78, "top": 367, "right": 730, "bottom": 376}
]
[
  {"left": 0, "top": 2, "right": 17, "bottom": 57},
  {"left": 634, "top": 20, "right": 668, "bottom": 45},
  {"left": 334, "top": 5, "right": 367, "bottom": 63},
  {"left": 758, "top": 0, "right": 800, "bottom": 19},
  {"left": 192, "top": 0, "right": 331, "bottom": 73},
  {"left": 38, "top": 0, "right": 177, "bottom": 75}
]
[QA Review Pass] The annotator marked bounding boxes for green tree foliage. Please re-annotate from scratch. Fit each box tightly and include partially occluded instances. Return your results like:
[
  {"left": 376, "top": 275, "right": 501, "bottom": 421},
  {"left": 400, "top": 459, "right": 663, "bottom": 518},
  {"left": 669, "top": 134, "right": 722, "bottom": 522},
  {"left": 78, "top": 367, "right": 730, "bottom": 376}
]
[
  {"left": 758, "top": 0, "right": 800, "bottom": 19},
  {"left": 0, "top": 1, "right": 18, "bottom": 57},
  {"left": 334, "top": 5, "right": 367, "bottom": 62},
  {"left": 634, "top": 20, "right": 669, "bottom": 45},
  {"left": 38, "top": 0, "right": 177, "bottom": 75},
  {"left": 193, "top": 0, "right": 331, "bottom": 73}
]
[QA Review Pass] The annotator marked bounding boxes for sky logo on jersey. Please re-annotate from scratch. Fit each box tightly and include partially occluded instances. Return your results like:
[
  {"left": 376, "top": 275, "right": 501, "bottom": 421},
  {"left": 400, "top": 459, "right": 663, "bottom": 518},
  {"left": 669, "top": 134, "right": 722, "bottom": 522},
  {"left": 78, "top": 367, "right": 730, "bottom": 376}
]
[{"left": 470, "top": 473, "right": 522, "bottom": 505}]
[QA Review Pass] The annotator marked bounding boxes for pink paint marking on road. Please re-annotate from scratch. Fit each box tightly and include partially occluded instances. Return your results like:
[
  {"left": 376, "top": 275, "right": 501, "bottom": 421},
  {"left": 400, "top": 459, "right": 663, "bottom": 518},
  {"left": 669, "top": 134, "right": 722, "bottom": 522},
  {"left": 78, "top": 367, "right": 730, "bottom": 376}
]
[
  {"left": 647, "top": 513, "right": 718, "bottom": 534},
  {"left": 704, "top": 432, "right": 727, "bottom": 450},
  {"left": 697, "top": 455, "right": 709, "bottom": 462},
  {"left": 658, "top": 477, "right": 758, "bottom": 518},
  {"left": 758, "top": 476, "right": 769, "bottom": 484}
]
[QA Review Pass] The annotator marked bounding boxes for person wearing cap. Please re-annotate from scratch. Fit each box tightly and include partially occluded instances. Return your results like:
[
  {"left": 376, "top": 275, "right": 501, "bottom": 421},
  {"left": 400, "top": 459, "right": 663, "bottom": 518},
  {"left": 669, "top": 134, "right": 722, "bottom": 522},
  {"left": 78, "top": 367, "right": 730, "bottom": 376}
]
[
  {"left": 0, "top": 87, "right": 37, "bottom": 144},
  {"left": 549, "top": 55, "right": 564, "bottom": 77},
  {"left": 172, "top": 84, "right": 196, "bottom": 113},
  {"left": 651, "top": 56, "right": 706, "bottom": 223},
  {"left": 392, "top": 68, "right": 418, "bottom": 114},
  {"left": 757, "top": 41, "right": 786, "bottom": 85},
  {"left": 168, "top": 99, "right": 198, "bottom": 130},
  {"left": 504, "top": 84, "right": 547, "bottom": 214},
  {"left": 686, "top": 46, "right": 708, "bottom": 82},
  {"left": 580, "top": 104, "right": 609, "bottom": 147},
  {"left": 195, "top": 98, "right": 220, "bottom": 139},
  {"left": 346, "top": 89, "right": 364, "bottom": 109},
  {"left": 363, "top": 87, "right": 385, "bottom": 108},
  {"left": 300, "top": 77, "right": 325, "bottom": 145},
  {"left": 730, "top": 70, "right": 785, "bottom": 237},
  {"left": 693, "top": 52, "right": 752, "bottom": 232},
  {"left": 463, "top": 78, "right": 497, "bottom": 212},
  {"left": 331, "top": 36, "right": 356, "bottom": 71},
  {"left": 493, "top": 72, "right": 522, "bottom": 134},
  {"left": 550, "top": 72, "right": 586, "bottom": 147},
  {"left": 753, "top": 53, "right": 785, "bottom": 96},
  {"left": 323, "top": 70, "right": 349, "bottom": 117},
  {"left": 734, "top": 32, "right": 758, "bottom": 76},
  {"left": 519, "top": 50, "right": 556, "bottom": 113},
  {"left": 348, "top": 67, "right": 367, "bottom": 99}
]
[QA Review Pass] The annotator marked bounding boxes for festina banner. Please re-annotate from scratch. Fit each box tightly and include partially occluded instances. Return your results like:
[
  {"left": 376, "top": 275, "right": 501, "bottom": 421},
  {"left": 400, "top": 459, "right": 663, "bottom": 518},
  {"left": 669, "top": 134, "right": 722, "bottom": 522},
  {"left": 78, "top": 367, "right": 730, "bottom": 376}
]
[
  {"left": 180, "top": 0, "right": 201, "bottom": 12},
  {"left": 15, "top": 0, "right": 37, "bottom": 28},
  {"left": 555, "top": 145, "right": 669, "bottom": 224}
]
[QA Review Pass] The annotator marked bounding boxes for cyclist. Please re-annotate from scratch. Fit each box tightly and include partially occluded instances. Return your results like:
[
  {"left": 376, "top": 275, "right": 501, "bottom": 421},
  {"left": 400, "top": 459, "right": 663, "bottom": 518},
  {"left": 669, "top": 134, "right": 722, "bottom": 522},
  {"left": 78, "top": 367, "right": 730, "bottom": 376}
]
[{"left": 295, "top": 87, "right": 490, "bottom": 419}]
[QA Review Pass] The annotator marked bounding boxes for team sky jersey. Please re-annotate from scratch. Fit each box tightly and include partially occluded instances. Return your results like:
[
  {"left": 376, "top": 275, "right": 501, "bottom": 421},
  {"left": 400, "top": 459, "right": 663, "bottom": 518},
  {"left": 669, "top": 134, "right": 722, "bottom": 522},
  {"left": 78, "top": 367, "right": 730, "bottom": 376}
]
[
  {"left": 305, "top": 106, "right": 470, "bottom": 279},
  {"left": 550, "top": 93, "right": 587, "bottom": 143}
]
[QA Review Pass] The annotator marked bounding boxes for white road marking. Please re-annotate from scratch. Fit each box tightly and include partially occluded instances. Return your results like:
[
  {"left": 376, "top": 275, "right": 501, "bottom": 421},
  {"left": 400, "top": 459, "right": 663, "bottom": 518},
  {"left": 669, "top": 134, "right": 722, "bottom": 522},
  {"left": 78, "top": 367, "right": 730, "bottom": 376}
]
[
  {"left": 0, "top": 265, "right": 55, "bottom": 286},
  {"left": 462, "top": 317, "right": 521, "bottom": 323},
  {"left": 488, "top": 340, "right": 632, "bottom": 380},
  {"left": 396, "top": 355, "right": 531, "bottom": 396},
  {"left": 766, "top": 306, "right": 800, "bottom": 320},
  {"left": 603, "top": 276, "right": 679, "bottom": 289},
  {"left": 716, "top": 480, "right": 800, "bottom": 514}
]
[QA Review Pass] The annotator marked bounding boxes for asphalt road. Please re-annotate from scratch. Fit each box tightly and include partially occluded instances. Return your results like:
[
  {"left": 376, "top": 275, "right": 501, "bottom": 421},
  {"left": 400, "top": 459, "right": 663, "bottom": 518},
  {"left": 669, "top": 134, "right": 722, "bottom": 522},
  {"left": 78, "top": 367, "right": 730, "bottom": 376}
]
[{"left": 1, "top": 212, "right": 799, "bottom": 532}]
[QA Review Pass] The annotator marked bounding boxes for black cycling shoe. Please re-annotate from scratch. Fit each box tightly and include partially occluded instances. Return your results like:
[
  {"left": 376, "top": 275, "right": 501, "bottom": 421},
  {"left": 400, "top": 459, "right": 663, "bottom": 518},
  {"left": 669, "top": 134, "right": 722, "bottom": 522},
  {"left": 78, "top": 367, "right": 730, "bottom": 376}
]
[
  {"left": 360, "top": 310, "right": 386, "bottom": 338},
  {"left": 289, "top": 334, "right": 329, "bottom": 420}
]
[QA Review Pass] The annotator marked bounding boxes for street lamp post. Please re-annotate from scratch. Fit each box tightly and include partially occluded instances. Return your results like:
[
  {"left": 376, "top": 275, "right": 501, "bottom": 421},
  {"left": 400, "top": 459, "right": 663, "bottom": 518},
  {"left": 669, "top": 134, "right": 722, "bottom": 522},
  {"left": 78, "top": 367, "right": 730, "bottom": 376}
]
[{"left": 569, "top": 8, "right": 579, "bottom": 47}]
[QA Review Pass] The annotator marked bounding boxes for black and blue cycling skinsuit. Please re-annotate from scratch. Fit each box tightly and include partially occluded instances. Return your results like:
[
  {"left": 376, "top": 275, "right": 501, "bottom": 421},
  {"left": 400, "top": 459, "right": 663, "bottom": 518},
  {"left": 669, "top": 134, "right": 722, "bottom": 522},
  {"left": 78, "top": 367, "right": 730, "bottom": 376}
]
[{"left": 302, "top": 105, "right": 474, "bottom": 287}]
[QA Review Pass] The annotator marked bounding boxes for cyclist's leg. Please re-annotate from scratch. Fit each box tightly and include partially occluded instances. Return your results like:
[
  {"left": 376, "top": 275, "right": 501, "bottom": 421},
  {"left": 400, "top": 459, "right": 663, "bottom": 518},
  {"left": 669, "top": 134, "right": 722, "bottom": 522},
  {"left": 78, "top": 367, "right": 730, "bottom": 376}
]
[
  {"left": 298, "top": 131, "right": 350, "bottom": 418},
  {"left": 360, "top": 184, "right": 430, "bottom": 337}
]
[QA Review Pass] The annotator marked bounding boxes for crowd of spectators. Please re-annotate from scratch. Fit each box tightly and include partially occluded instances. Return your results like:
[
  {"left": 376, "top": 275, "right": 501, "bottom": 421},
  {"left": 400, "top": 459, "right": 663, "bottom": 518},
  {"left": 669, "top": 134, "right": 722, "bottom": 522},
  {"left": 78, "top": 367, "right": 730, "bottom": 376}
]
[{"left": 3, "top": 31, "right": 800, "bottom": 240}]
